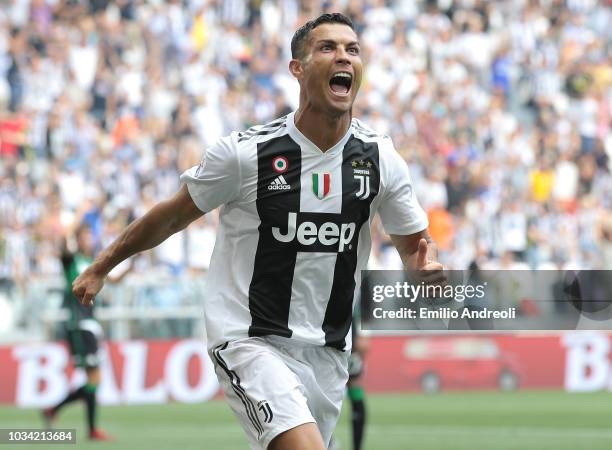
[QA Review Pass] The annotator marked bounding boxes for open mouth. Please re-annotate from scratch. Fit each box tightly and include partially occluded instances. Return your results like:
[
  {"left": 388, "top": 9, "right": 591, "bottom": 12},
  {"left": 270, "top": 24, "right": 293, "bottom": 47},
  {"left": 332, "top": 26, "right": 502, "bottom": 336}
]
[{"left": 329, "top": 71, "right": 352, "bottom": 96}]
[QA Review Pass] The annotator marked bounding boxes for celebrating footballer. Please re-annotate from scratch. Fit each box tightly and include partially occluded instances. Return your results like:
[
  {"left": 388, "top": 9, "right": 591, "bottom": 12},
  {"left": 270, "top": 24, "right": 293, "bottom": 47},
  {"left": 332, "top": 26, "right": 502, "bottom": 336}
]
[{"left": 72, "top": 13, "right": 443, "bottom": 450}]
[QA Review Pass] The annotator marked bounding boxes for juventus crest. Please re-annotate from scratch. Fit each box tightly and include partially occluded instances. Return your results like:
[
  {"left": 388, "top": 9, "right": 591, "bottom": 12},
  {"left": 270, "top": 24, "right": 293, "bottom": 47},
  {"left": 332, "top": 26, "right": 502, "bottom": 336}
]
[{"left": 351, "top": 159, "right": 372, "bottom": 200}]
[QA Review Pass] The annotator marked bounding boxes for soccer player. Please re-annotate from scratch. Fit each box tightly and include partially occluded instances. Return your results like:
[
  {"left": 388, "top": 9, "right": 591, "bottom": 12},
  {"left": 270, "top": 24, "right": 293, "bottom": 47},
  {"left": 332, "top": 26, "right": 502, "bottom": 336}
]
[
  {"left": 72, "top": 13, "right": 443, "bottom": 450},
  {"left": 43, "top": 225, "right": 112, "bottom": 441},
  {"left": 329, "top": 315, "right": 368, "bottom": 450},
  {"left": 347, "top": 317, "right": 368, "bottom": 450}
]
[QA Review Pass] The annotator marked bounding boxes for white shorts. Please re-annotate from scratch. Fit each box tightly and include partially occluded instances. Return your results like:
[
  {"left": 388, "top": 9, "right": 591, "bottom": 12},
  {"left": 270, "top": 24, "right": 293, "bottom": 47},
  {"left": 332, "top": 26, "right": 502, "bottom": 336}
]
[{"left": 210, "top": 336, "right": 349, "bottom": 450}]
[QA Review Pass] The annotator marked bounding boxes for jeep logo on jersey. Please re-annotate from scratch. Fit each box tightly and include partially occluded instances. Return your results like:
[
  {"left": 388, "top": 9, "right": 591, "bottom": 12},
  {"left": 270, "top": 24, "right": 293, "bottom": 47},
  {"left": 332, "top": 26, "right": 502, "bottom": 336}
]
[
  {"left": 272, "top": 212, "right": 356, "bottom": 252},
  {"left": 312, "top": 172, "right": 331, "bottom": 199}
]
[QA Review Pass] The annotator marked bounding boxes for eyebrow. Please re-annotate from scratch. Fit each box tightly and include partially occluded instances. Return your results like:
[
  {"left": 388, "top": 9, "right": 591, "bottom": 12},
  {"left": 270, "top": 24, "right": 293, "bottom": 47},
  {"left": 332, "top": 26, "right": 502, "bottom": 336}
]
[{"left": 316, "top": 39, "right": 361, "bottom": 46}]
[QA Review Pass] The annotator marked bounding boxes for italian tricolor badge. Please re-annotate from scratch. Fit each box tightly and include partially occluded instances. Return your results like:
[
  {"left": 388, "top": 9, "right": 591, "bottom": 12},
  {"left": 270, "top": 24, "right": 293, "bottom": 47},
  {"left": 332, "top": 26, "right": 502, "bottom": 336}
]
[{"left": 312, "top": 172, "right": 331, "bottom": 199}]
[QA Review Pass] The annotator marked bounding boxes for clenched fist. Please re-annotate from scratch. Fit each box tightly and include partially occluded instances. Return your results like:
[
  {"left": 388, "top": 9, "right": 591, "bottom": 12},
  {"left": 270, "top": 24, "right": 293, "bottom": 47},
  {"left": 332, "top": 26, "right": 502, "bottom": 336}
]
[{"left": 72, "top": 267, "right": 106, "bottom": 307}]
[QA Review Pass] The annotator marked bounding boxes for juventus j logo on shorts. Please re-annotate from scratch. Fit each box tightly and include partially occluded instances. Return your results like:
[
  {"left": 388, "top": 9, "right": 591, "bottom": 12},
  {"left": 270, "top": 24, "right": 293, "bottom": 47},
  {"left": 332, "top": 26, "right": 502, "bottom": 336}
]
[{"left": 258, "top": 400, "right": 273, "bottom": 423}]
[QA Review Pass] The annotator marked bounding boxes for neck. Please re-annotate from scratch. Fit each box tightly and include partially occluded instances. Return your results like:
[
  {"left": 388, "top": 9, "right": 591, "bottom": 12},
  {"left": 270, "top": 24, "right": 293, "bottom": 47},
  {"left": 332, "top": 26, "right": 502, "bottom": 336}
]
[{"left": 294, "top": 105, "right": 351, "bottom": 152}]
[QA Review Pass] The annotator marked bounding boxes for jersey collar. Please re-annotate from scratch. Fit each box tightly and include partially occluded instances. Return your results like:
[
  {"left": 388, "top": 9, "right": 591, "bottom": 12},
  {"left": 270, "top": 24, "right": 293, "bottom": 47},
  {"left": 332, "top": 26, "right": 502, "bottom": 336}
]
[{"left": 286, "top": 110, "right": 354, "bottom": 156}]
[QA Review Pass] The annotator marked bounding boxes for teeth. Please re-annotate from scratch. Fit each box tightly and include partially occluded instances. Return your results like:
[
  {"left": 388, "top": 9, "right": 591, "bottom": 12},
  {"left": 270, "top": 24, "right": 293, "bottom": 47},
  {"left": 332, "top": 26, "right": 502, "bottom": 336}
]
[{"left": 333, "top": 72, "right": 352, "bottom": 79}]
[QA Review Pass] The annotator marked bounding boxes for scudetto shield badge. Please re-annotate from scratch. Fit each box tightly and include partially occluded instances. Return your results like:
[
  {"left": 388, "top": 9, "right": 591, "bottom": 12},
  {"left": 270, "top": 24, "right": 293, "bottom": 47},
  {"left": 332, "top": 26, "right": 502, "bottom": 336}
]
[{"left": 312, "top": 172, "right": 331, "bottom": 199}]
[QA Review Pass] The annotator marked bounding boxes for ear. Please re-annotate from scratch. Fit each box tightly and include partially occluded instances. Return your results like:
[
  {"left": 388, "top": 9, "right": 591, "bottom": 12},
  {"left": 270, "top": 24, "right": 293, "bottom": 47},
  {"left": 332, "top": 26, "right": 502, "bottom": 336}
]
[{"left": 289, "top": 59, "right": 304, "bottom": 80}]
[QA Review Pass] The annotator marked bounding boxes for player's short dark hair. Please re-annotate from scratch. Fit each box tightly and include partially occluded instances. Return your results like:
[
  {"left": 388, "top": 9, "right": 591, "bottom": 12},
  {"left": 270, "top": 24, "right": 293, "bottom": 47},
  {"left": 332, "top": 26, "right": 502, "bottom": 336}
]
[{"left": 291, "top": 13, "right": 355, "bottom": 60}]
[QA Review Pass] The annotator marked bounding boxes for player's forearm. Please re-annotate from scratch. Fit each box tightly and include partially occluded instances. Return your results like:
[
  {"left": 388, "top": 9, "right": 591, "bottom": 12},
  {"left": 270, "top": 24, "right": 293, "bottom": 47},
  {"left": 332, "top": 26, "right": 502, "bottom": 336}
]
[
  {"left": 404, "top": 239, "right": 438, "bottom": 270},
  {"left": 89, "top": 200, "right": 190, "bottom": 276}
]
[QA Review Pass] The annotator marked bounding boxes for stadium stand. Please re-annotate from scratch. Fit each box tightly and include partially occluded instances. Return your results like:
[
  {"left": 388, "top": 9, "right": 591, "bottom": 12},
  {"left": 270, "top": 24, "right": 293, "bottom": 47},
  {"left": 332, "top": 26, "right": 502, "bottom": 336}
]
[{"left": 0, "top": 0, "right": 610, "bottom": 342}]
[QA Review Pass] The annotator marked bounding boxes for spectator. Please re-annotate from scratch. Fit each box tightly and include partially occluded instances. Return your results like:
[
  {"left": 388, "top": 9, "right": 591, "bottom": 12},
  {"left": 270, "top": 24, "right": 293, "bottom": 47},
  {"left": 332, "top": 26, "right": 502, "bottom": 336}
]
[{"left": 0, "top": 0, "right": 609, "bottom": 289}]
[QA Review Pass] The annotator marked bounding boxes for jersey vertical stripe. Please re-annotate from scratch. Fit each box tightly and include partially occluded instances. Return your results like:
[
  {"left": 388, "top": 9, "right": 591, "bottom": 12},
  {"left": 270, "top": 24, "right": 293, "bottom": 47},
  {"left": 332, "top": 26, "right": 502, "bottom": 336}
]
[
  {"left": 248, "top": 134, "right": 302, "bottom": 338},
  {"left": 322, "top": 137, "right": 380, "bottom": 349}
]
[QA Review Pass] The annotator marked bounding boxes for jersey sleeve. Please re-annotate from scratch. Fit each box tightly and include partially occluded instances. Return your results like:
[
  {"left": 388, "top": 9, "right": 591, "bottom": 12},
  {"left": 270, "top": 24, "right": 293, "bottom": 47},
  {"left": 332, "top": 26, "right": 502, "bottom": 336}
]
[
  {"left": 377, "top": 138, "right": 428, "bottom": 235},
  {"left": 180, "top": 134, "right": 241, "bottom": 213}
]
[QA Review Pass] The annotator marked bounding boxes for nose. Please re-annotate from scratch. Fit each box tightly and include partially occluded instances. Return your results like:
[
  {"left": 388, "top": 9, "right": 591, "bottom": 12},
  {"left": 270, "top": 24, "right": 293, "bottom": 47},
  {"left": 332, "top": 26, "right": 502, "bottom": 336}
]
[{"left": 335, "top": 46, "right": 351, "bottom": 65}]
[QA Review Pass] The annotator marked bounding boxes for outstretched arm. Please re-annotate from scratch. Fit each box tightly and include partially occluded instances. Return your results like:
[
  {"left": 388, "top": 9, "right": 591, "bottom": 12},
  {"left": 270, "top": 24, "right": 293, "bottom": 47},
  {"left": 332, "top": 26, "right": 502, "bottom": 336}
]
[{"left": 73, "top": 185, "right": 203, "bottom": 306}]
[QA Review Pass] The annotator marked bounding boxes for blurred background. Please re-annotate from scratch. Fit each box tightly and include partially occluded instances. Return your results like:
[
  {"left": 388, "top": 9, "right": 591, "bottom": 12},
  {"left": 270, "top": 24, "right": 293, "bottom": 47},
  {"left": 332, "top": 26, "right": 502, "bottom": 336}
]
[{"left": 0, "top": 0, "right": 611, "bottom": 449}]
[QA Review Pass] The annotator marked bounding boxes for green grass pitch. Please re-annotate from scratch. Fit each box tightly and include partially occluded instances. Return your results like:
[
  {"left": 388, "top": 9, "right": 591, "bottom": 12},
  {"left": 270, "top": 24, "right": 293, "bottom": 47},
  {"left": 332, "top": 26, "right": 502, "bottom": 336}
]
[{"left": 1, "top": 391, "right": 611, "bottom": 450}]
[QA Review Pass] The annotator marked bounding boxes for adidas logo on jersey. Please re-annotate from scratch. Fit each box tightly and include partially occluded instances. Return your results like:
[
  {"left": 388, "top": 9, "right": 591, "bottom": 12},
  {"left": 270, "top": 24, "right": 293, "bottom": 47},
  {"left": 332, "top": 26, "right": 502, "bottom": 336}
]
[
  {"left": 272, "top": 212, "right": 356, "bottom": 252},
  {"left": 268, "top": 175, "right": 291, "bottom": 191}
]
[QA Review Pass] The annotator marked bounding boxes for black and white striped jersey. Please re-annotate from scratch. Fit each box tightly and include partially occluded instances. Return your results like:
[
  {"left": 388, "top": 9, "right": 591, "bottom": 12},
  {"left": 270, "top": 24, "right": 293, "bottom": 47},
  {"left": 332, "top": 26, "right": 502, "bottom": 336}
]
[{"left": 181, "top": 111, "right": 428, "bottom": 350}]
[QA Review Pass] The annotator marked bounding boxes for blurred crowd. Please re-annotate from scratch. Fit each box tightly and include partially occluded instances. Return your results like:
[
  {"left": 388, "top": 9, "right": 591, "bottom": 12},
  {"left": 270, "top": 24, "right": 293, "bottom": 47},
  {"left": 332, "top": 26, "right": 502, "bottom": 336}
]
[{"left": 0, "top": 0, "right": 611, "bottom": 292}]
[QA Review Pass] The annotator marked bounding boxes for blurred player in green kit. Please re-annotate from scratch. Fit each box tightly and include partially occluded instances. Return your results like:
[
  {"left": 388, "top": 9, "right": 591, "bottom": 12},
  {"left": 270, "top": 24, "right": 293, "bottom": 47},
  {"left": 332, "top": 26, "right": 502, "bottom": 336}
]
[
  {"left": 42, "top": 225, "right": 112, "bottom": 441},
  {"left": 347, "top": 314, "right": 368, "bottom": 450}
]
